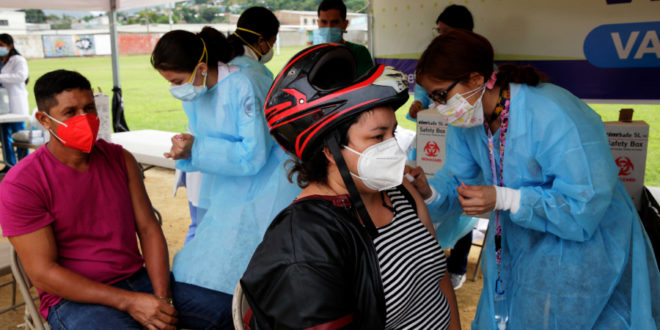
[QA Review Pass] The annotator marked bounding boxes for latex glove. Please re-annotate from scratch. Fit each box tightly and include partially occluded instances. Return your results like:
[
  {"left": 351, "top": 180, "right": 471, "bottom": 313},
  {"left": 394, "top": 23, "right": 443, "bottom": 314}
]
[
  {"left": 456, "top": 183, "right": 496, "bottom": 215},
  {"left": 164, "top": 133, "right": 194, "bottom": 160}
]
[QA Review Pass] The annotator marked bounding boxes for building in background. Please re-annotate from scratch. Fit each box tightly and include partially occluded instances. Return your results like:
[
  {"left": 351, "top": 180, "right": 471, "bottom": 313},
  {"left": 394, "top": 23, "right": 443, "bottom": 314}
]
[{"left": 0, "top": 10, "right": 27, "bottom": 34}]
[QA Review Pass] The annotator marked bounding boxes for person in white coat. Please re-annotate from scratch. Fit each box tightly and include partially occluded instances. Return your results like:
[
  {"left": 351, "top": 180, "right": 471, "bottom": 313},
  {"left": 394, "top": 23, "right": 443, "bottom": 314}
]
[{"left": 0, "top": 33, "right": 29, "bottom": 171}]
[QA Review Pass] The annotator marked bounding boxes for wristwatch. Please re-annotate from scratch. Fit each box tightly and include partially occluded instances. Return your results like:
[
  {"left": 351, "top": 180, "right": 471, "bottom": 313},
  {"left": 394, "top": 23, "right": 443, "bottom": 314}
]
[{"left": 156, "top": 295, "right": 173, "bottom": 305}]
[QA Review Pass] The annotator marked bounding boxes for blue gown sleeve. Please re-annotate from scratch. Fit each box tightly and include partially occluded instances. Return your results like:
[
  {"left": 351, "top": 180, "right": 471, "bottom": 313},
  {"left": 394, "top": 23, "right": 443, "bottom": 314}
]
[
  {"left": 426, "top": 126, "right": 483, "bottom": 223},
  {"left": 508, "top": 94, "right": 617, "bottom": 242},
  {"left": 413, "top": 83, "right": 430, "bottom": 109},
  {"left": 183, "top": 80, "right": 271, "bottom": 176}
]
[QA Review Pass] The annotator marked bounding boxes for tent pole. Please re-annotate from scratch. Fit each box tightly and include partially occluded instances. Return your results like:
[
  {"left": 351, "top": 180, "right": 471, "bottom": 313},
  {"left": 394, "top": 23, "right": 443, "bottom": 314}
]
[
  {"left": 108, "top": 0, "right": 121, "bottom": 89},
  {"left": 108, "top": 0, "right": 129, "bottom": 132},
  {"left": 367, "top": 0, "right": 374, "bottom": 57}
]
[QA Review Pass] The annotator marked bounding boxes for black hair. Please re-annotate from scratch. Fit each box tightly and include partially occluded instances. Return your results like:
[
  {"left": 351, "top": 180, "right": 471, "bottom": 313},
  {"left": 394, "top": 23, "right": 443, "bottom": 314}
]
[
  {"left": 493, "top": 63, "right": 546, "bottom": 88},
  {"left": 34, "top": 70, "right": 92, "bottom": 113},
  {"left": 436, "top": 4, "right": 474, "bottom": 31},
  {"left": 318, "top": 0, "right": 347, "bottom": 20},
  {"left": 286, "top": 115, "right": 358, "bottom": 188},
  {"left": 0, "top": 33, "right": 28, "bottom": 84},
  {"left": 416, "top": 30, "right": 546, "bottom": 88},
  {"left": 228, "top": 7, "right": 279, "bottom": 57},
  {"left": 0, "top": 33, "right": 21, "bottom": 59},
  {"left": 151, "top": 26, "right": 233, "bottom": 72}
]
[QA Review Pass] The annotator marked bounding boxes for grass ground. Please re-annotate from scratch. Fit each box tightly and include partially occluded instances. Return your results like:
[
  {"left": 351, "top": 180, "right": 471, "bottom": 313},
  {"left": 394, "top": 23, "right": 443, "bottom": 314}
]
[{"left": 23, "top": 46, "right": 660, "bottom": 185}]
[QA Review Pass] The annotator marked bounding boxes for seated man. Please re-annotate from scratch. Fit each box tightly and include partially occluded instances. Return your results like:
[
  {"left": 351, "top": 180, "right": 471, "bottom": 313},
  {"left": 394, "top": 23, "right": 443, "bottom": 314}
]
[
  {"left": 0, "top": 70, "right": 232, "bottom": 329},
  {"left": 315, "top": 0, "right": 374, "bottom": 76}
]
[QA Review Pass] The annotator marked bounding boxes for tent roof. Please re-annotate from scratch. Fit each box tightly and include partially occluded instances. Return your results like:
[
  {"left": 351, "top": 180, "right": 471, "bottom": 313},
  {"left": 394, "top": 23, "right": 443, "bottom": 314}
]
[{"left": 2, "top": 0, "right": 174, "bottom": 12}]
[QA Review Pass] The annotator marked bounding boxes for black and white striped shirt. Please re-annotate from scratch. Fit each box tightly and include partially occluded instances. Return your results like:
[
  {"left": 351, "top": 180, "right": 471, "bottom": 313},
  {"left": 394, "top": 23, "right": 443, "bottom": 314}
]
[{"left": 373, "top": 188, "right": 450, "bottom": 330}]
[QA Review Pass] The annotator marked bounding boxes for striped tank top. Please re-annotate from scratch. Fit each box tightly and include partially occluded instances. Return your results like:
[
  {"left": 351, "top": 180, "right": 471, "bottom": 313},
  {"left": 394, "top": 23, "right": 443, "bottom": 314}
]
[{"left": 373, "top": 188, "right": 450, "bottom": 329}]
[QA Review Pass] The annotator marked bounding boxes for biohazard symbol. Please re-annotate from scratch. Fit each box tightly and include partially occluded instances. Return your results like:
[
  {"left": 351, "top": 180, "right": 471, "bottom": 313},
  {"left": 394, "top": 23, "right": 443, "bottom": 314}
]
[
  {"left": 424, "top": 141, "right": 440, "bottom": 157},
  {"left": 615, "top": 156, "right": 634, "bottom": 176}
]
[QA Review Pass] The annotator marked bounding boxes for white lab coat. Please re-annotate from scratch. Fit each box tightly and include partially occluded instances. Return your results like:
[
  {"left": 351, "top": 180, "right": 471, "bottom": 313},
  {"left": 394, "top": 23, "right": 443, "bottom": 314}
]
[{"left": 0, "top": 55, "right": 29, "bottom": 116}]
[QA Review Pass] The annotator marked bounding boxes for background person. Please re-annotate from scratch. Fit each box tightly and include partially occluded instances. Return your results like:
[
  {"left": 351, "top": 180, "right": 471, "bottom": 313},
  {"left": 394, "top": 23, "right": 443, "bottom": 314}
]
[
  {"left": 151, "top": 18, "right": 300, "bottom": 315},
  {"left": 171, "top": 7, "right": 280, "bottom": 246},
  {"left": 314, "top": 0, "right": 374, "bottom": 76},
  {"left": 0, "top": 70, "right": 232, "bottom": 330},
  {"left": 409, "top": 29, "right": 660, "bottom": 329},
  {"left": 241, "top": 45, "right": 460, "bottom": 329},
  {"left": 409, "top": 4, "right": 476, "bottom": 291},
  {"left": 408, "top": 4, "right": 474, "bottom": 120},
  {"left": 227, "top": 6, "right": 279, "bottom": 78},
  {"left": 0, "top": 33, "right": 30, "bottom": 171}
]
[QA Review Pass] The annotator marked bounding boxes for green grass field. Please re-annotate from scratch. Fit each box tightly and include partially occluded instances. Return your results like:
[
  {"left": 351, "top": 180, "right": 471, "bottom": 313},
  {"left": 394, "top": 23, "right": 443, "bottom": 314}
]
[{"left": 24, "top": 46, "right": 660, "bottom": 185}]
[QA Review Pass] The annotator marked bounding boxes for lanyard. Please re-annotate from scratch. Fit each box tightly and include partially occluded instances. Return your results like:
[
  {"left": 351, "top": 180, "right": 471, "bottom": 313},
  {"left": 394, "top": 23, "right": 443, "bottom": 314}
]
[{"left": 484, "top": 87, "right": 510, "bottom": 294}]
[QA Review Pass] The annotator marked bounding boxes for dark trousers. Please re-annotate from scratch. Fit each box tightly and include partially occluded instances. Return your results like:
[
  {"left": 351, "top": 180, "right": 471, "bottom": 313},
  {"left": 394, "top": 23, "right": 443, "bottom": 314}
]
[{"left": 447, "top": 231, "right": 472, "bottom": 275}]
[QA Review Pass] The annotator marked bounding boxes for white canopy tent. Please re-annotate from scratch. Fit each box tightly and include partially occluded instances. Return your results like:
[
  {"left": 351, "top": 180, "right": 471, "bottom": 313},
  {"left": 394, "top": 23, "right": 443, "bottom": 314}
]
[{"left": 2, "top": 0, "right": 176, "bottom": 131}]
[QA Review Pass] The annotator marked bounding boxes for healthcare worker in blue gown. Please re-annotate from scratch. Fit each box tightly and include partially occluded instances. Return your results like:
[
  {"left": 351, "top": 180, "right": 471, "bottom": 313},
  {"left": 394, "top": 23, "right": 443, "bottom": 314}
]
[
  {"left": 151, "top": 13, "right": 300, "bottom": 307},
  {"left": 407, "top": 29, "right": 660, "bottom": 330}
]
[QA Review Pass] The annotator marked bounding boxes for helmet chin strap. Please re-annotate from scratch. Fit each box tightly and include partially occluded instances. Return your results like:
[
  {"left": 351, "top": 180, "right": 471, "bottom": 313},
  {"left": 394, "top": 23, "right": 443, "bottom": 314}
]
[{"left": 326, "top": 131, "right": 379, "bottom": 238}]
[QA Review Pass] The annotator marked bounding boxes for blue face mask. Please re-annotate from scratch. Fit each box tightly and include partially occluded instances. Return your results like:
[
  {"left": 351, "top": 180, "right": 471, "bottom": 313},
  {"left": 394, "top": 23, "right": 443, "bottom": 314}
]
[
  {"left": 169, "top": 66, "right": 207, "bottom": 101},
  {"left": 313, "top": 27, "right": 343, "bottom": 44},
  {"left": 0, "top": 47, "right": 9, "bottom": 57}
]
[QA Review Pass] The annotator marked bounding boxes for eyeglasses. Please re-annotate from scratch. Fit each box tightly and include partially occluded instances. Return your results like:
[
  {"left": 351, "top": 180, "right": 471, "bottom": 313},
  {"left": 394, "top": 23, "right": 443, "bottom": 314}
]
[{"left": 427, "top": 79, "right": 461, "bottom": 105}]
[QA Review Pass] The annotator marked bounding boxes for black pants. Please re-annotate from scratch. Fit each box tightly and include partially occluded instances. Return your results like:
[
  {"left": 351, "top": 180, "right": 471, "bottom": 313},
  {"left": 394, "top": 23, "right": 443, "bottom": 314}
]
[{"left": 447, "top": 231, "right": 472, "bottom": 275}]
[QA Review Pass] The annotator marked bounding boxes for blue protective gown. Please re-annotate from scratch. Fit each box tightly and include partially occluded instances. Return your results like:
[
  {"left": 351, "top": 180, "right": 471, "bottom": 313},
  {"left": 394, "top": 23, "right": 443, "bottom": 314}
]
[
  {"left": 172, "top": 56, "right": 301, "bottom": 294},
  {"left": 427, "top": 83, "right": 660, "bottom": 329}
]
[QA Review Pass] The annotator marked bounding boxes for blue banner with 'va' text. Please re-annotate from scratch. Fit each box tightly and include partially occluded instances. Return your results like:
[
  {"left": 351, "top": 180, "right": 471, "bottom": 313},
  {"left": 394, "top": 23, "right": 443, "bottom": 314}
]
[{"left": 376, "top": 20, "right": 660, "bottom": 101}]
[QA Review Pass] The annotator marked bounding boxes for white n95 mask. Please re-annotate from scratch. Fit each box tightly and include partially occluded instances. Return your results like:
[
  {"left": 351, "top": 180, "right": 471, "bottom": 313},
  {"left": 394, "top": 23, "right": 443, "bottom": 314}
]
[
  {"left": 260, "top": 47, "right": 274, "bottom": 63},
  {"left": 436, "top": 85, "right": 486, "bottom": 128},
  {"left": 344, "top": 137, "right": 407, "bottom": 191}
]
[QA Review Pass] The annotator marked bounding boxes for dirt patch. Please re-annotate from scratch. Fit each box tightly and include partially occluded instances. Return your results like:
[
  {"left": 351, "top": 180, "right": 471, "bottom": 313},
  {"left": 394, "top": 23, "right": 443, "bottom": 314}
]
[{"left": 0, "top": 167, "right": 484, "bottom": 328}]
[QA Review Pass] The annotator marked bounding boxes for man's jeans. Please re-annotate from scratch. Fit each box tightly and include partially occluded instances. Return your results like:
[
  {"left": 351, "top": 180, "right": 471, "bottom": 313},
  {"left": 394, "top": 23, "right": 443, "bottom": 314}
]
[{"left": 47, "top": 268, "right": 234, "bottom": 329}]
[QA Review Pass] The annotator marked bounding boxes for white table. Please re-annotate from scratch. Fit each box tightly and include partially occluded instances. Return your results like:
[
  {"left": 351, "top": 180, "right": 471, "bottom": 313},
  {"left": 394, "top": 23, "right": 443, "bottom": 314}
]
[
  {"left": 111, "top": 129, "right": 176, "bottom": 170},
  {"left": 0, "top": 114, "right": 31, "bottom": 166}
]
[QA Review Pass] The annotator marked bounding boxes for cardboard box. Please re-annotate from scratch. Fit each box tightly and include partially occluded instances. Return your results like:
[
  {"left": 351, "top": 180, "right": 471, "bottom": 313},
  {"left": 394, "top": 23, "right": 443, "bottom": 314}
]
[
  {"left": 416, "top": 110, "right": 448, "bottom": 176},
  {"left": 94, "top": 93, "right": 112, "bottom": 142},
  {"left": 604, "top": 120, "right": 649, "bottom": 210}
]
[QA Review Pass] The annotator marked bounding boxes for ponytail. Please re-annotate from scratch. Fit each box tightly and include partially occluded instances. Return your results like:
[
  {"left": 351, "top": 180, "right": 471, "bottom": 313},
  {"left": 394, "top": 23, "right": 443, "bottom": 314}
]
[
  {"left": 199, "top": 27, "right": 233, "bottom": 64},
  {"left": 151, "top": 27, "right": 233, "bottom": 73},
  {"left": 494, "top": 63, "right": 546, "bottom": 88}
]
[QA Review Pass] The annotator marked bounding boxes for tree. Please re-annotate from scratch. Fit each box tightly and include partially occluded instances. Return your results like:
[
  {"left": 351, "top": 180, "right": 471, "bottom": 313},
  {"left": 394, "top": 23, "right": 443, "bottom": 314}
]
[
  {"left": 21, "top": 9, "right": 47, "bottom": 23},
  {"left": 50, "top": 14, "right": 73, "bottom": 30},
  {"left": 200, "top": 6, "right": 220, "bottom": 23},
  {"left": 231, "top": 0, "right": 366, "bottom": 12}
]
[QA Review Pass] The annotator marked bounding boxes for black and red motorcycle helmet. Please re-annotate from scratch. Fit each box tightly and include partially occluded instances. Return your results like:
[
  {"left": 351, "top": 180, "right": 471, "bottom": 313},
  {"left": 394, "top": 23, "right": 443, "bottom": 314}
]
[{"left": 265, "top": 43, "right": 409, "bottom": 160}]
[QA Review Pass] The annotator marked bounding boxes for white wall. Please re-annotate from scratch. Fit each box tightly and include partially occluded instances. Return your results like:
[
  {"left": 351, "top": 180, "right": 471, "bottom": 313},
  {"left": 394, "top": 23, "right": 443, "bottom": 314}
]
[
  {"left": 372, "top": 0, "right": 660, "bottom": 59},
  {"left": 0, "top": 10, "right": 27, "bottom": 34}
]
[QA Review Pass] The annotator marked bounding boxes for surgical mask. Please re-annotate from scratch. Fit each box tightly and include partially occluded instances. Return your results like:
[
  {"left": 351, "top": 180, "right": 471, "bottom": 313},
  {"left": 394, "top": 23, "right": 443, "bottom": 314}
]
[
  {"left": 169, "top": 66, "right": 207, "bottom": 101},
  {"left": 344, "top": 138, "right": 407, "bottom": 191},
  {"left": 45, "top": 113, "right": 100, "bottom": 153},
  {"left": 169, "top": 39, "right": 208, "bottom": 101},
  {"left": 435, "top": 85, "right": 486, "bottom": 128},
  {"left": 0, "top": 47, "right": 8, "bottom": 57},
  {"left": 313, "top": 27, "right": 343, "bottom": 44}
]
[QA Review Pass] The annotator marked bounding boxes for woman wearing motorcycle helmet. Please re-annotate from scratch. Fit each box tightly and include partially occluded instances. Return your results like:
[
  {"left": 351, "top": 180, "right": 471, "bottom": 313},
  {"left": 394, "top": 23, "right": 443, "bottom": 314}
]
[{"left": 240, "top": 44, "right": 460, "bottom": 329}]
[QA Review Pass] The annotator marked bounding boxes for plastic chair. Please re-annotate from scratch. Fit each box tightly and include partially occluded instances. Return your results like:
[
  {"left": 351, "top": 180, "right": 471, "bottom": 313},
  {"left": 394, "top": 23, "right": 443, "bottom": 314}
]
[
  {"left": 0, "top": 242, "right": 19, "bottom": 314},
  {"left": 9, "top": 245, "right": 50, "bottom": 330},
  {"left": 232, "top": 281, "right": 250, "bottom": 330}
]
